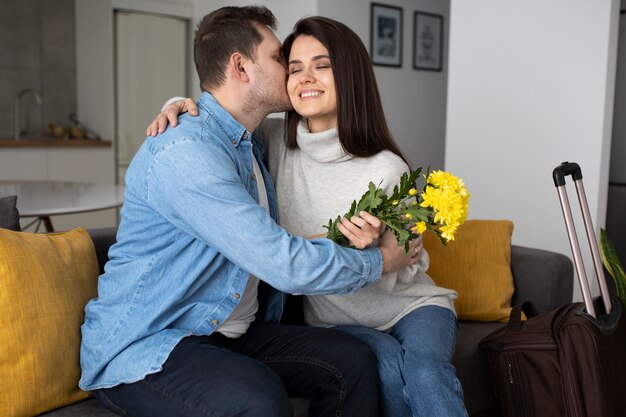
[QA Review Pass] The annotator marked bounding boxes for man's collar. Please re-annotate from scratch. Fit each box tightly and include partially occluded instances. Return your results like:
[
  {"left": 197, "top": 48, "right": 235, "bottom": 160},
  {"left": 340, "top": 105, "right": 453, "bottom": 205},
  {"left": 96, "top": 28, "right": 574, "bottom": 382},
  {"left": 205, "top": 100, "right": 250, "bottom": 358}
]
[{"left": 198, "top": 92, "right": 251, "bottom": 147}]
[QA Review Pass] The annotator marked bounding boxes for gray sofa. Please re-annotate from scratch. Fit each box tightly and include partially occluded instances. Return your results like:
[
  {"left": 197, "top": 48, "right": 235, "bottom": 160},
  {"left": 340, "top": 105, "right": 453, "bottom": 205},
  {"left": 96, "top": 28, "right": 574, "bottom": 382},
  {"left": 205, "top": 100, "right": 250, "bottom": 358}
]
[{"left": 35, "top": 227, "right": 572, "bottom": 417}]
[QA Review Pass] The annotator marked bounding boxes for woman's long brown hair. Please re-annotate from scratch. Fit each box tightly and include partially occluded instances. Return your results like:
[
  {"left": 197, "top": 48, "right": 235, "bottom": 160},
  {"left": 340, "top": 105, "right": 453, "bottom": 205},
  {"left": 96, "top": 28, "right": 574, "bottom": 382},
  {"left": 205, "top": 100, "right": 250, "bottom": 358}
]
[{"left": 282, "top": 16, "right": 408, "bottom": 165}]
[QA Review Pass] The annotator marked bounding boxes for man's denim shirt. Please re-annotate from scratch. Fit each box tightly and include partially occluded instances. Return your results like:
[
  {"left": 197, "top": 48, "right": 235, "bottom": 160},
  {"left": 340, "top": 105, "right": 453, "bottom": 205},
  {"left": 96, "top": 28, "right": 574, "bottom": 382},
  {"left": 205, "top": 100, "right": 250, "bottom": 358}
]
[{"left": 79, "top": 92, "right": 383, "bottom": 390}]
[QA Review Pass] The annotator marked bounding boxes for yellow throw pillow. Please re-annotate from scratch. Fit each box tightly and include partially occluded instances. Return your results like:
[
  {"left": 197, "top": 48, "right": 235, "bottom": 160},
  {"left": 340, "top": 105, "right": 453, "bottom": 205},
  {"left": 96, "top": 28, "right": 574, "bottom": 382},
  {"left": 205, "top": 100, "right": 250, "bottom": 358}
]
[
  {"left": 423, "top": 219, "right": 515, "bottom": 322},
  {"left": 0, "top": 227, "right": 98, "bottom": 417}
]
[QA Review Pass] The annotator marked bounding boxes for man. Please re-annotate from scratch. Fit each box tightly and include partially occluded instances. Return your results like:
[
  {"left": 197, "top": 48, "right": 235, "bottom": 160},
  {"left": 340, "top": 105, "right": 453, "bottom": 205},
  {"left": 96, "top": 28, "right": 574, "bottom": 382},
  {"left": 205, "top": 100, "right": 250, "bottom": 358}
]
[{"left": 79, "top": 6, "right": 417, "bottom": 417}]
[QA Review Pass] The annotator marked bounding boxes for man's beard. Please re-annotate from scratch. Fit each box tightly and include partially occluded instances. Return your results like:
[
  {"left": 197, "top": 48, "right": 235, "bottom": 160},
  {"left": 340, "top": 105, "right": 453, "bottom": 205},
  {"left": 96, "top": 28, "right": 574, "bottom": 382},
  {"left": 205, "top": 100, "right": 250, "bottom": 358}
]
[{"left": 244, "top": 67, "right": 293, "bottom": 117}]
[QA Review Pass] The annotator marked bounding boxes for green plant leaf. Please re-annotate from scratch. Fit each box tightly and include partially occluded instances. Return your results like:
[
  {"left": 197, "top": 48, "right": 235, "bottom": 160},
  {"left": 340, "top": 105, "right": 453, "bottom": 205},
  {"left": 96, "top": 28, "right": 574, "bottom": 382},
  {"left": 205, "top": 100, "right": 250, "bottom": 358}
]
[{"left": 600, "top": 228, "right": 626, "bottom": 305}]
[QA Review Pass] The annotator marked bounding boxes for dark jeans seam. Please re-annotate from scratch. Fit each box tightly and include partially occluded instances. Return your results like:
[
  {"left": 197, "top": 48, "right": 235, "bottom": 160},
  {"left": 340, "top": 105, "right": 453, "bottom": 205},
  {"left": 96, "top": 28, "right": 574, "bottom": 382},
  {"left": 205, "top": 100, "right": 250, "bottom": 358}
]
[
  {"left": 446, "top": 311, "right": 458, "bottom": 360},
  {"left": 131, "top": 378, "right": 218, "bottom": 417},
  {"left": 93, "top": 389, "right": 130, "bottom": 417},
  {"left": 262, "top": 355, "right": 346, "bottom": 417}
]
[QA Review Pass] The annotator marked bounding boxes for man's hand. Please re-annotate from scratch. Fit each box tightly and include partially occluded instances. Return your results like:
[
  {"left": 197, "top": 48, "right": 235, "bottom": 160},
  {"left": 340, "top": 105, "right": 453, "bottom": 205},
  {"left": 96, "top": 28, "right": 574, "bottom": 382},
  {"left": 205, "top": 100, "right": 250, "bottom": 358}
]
[
  {"left": 146, "top": 98, "right": 197, "bottom": 136},
  {"left": 337, "top": 211, "right": 383, "bottom": 249},
  {"left": 379, "top": 230, "right": 422, "bottom": 273}
]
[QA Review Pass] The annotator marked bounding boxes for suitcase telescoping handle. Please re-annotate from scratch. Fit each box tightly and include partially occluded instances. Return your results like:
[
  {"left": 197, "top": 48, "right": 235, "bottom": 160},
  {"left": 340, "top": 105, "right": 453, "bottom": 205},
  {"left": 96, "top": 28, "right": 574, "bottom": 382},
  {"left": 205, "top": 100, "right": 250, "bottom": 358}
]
[{"left": 553, "top": 161, "right": 612, "bottom": 318}]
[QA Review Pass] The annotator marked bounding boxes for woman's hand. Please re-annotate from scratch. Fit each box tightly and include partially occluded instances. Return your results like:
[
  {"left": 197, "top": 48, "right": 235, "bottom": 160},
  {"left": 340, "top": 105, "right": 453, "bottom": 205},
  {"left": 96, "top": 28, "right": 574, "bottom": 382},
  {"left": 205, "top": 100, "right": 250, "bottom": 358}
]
[
  {"left": 337, "top": 211, "right": 384, "bottom": 249},
  {"left": 412, "top": 234, "right": 424, "bottom": 259},
  {"left": 146, "top": 98, "right": 197, "bottom": 136},
  {"left": 379, "top": 231, "right": 422, "bottom": 273}
]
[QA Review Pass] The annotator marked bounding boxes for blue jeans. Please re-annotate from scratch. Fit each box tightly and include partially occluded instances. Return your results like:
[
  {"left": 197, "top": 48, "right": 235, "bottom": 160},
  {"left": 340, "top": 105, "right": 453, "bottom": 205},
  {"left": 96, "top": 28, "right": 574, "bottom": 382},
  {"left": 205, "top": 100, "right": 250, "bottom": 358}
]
[
  {"left": 335, "top": 305, "right": 468, "bottom": 417},
  {"left": 92, "top": 322, "right": 379, "bottom": 417}
]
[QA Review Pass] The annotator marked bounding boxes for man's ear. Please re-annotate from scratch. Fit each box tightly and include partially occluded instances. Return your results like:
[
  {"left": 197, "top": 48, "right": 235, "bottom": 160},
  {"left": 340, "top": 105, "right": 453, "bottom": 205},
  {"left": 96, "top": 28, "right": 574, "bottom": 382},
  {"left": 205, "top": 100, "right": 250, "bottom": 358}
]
[{"left": 229, "top": 53, "right": 250, "bottom": 82}]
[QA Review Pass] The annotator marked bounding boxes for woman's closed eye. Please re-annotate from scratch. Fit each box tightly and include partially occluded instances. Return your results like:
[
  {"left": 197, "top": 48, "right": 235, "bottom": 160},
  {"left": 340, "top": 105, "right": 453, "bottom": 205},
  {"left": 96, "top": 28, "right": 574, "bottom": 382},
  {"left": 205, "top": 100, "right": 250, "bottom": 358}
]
[{"left": 289, "top": 64, "right": 331, "bottom": 75}]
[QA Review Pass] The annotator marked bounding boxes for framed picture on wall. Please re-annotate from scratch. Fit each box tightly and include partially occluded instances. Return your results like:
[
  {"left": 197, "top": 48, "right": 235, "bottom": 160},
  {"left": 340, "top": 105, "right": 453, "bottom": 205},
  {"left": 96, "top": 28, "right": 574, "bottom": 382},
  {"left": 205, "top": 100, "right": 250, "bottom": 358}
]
[
  {"left": 413, "top": 11, "right": 443, "bottom": 71},
  {"left": 370, "top": 3, "right": 403, "bottom": 67}
]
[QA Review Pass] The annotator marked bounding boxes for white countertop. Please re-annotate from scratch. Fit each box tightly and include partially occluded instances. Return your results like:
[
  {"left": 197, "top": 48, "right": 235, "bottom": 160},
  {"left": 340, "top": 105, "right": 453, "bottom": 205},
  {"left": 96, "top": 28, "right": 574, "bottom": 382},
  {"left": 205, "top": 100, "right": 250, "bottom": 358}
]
[{"left": 0, "top": 180, "right": 125, "bottom": 217}]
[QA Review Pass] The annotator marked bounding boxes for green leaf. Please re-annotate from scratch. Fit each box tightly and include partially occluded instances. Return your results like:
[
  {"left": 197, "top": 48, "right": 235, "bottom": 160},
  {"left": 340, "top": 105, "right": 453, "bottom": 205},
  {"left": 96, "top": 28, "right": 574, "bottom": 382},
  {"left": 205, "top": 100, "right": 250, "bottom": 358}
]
[
  {"left": 323, "top": 215, "right": 350, "bottom": 247},
  {"left": 381, "top": 220, "right": 412, "bottom": 253},
  {"left": 348, "top": 200, "right": 358, "bottom": 218},
  {"left": 389, "top": 170, "right": 421, "bottom": 202},
  {"left": 599, "top": 228, "right": 626, "bottom": 305}
]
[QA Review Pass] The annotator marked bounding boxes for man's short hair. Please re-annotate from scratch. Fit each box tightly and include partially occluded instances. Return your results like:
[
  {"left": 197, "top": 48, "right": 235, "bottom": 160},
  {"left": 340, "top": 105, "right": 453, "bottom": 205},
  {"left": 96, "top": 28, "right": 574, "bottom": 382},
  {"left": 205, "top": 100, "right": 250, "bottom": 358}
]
[{"left": 194, "top": 6, "right": 277, "bottom": 91}]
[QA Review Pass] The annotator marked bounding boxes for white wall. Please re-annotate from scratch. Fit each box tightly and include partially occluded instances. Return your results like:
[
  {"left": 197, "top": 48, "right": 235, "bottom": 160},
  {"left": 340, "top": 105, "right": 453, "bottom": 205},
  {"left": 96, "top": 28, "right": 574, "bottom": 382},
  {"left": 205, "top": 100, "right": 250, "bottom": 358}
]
[{"left": 446, "top": 0, "right": 620, "bottom": 300}]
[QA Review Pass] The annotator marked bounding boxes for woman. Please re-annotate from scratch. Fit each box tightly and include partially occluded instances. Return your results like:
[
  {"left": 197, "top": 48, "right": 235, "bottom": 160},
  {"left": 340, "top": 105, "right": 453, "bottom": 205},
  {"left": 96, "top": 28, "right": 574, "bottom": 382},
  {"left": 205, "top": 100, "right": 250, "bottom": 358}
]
[{"left": 149, "top": 16, "right": 468, "bottom": 417}]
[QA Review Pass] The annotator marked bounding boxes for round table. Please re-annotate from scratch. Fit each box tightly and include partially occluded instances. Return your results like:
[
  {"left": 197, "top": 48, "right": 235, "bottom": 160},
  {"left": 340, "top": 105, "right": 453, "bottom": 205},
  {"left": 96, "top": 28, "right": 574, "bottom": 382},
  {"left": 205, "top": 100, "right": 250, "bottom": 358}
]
[{"left": 0, "top": 180, "right": 125, "bottom": 232}]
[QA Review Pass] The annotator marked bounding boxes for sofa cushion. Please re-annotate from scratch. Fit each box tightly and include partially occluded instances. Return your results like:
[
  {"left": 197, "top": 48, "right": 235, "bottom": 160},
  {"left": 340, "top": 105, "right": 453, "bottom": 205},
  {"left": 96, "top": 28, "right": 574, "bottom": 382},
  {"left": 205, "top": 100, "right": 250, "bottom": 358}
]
[
  {"left": 454, "top": 321, "right": 504, "bottom": 414},
  {"left": 36, "top": 398, "right": 119, "bottom": 417},
  {"left": 36, "top": 396, "right": 311, "bottom": 417},
  {"left": 0, "top": 227, "right": 99, "bottom": 417},
  {"left": 424, "top": 219, "right": 515, "bottom": 322},
  {"left": 0, "top": 195, "right": 21, "bottom": 231}
]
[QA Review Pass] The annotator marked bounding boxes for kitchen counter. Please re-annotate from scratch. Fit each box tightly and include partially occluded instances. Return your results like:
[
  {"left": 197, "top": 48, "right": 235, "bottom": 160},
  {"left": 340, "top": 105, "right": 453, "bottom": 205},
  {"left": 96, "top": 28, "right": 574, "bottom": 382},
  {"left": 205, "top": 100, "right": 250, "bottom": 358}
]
[{"left": 0, "top": 139, "right": 111, "bottom": 147}]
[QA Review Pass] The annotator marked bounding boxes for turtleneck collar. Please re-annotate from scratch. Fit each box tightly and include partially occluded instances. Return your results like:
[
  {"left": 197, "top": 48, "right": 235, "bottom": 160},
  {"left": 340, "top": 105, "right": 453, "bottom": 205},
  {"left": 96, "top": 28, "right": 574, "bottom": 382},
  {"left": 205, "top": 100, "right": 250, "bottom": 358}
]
[{"left": 295, "top": 120, "right": 352, "bottom": 163}]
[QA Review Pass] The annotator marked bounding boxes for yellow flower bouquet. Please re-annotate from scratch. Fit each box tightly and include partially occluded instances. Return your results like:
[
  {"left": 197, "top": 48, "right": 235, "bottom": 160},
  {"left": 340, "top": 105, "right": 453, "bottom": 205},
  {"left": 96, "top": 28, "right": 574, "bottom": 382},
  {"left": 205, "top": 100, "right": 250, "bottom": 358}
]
[{"left": 324, "top": 169, "right": 470, "bottom": 253}]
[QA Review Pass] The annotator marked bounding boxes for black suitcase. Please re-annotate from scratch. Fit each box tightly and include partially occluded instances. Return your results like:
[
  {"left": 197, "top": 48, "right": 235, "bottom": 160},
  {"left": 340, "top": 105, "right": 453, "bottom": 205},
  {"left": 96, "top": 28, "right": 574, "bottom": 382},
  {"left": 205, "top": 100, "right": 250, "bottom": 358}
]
[{"left": 480, "top": 162, "right": 626, "bottom": 417}]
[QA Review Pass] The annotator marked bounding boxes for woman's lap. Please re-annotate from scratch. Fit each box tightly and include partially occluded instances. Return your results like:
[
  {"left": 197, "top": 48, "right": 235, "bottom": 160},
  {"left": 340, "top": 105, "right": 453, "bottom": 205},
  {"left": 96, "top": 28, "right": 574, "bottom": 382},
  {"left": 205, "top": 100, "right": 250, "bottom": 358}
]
[{"left": 334, "top": 306, "right": 466, "bottom": 417}]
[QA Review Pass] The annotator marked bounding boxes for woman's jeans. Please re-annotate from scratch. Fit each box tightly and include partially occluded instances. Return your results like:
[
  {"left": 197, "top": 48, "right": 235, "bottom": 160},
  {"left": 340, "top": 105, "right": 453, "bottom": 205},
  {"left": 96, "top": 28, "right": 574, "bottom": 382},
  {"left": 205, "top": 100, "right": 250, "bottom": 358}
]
[
  {"left": 336, "top": 305, "right": 469, "bottom": 417},
  {"left": 92, "top": 322, "right": 379, "bottom": 417}
]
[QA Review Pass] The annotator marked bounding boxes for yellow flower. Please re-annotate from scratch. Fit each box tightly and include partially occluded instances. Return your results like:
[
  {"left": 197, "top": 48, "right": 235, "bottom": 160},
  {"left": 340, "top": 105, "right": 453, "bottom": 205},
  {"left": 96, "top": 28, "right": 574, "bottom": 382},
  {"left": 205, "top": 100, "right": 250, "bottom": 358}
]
[
  {"left": 411, "top": 221, "right": 427, "bottom": 234},
  {"left": 324, "top": 169, "right": 468, "bottom": 253},
  {"left": 416, "top": 170, "right": 470, "bottom": 242},
  {"left": 427, "top": 170, "right": 466, "bottom": 192},
  {"left": 420, "top": 186, "right": 439, "bottom": 209},
  {"left": 440, "top": 224, "right": 458, "bottom": 241}
]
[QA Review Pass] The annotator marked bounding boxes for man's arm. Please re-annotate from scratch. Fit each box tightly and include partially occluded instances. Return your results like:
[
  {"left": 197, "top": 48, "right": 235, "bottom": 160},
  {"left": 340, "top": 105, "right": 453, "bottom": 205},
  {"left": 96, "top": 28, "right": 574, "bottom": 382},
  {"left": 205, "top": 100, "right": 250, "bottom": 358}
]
[
  {"left": 148, "top": 138, "right": 415, "bottom": 295},
  {"left": 146, "top": 98, "right": 404, "bottom": 251},
  {"left": 148, "top": 98, "right": 284, "bottom": 159}
]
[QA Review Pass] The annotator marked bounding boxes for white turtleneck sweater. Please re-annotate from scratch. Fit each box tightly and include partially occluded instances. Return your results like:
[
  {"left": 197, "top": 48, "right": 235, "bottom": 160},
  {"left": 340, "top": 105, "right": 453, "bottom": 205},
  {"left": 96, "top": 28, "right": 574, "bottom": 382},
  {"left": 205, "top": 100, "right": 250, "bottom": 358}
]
[{"left": 259, "top": 118, "right": 457, "bottom": 331}]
